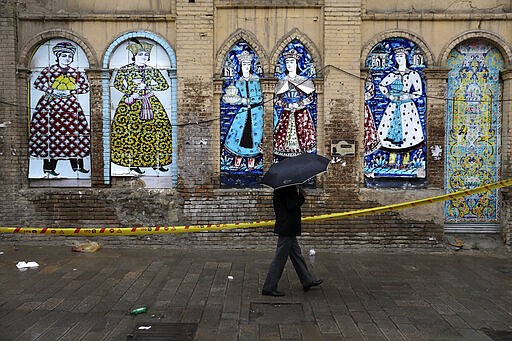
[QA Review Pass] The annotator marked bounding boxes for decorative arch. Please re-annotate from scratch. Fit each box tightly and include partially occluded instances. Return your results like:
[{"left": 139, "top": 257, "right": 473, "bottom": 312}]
[
  {"left": 215, "top": 29, "right": 268, "bottom": 77},
  {"left": 20, "top": 29, "right": 98, "bottom": 69},
  {"left": 101, "top": 30, "right": 177, "bottom": 186},
  {"left": 438, "top": 30, "right": 512, "bottom": 68},
  {"left": 270, "top": 28, "right": 322, "bottom": 71},
  {"left": 361, "top": 29, "right": 434, "bottom": 69}
]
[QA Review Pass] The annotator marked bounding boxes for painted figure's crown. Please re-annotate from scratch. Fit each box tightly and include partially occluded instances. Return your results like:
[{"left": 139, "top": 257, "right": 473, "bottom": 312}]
[
  {"left": 393, "top": 46, "right": 409, "bottom": 55},
  {"left": 283, "top": 48, "right": 301, "bottom": 60},
  {"left": 236, "top": 50, "right": 254, "bottom": 63},
  {"left": 127, "top": 41, "right": 154, "bottom": 55}
]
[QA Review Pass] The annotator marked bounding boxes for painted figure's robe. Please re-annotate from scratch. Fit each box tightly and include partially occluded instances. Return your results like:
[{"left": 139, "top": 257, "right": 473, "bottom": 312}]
[
  {"left": 273, "top": 75, "right": 316, "bottom": 157},
  {"left": 224, "top": 76, "right": 264, "bottom": 158},
  {"left": 29, "top": 65, "right": 91, "bottom": 159},
  {"left": 111, "top": 64, "right": 173, "bottom": 167}
]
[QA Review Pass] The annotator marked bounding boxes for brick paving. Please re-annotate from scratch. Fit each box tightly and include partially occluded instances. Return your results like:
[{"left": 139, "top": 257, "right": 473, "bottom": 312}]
[{"left": 0, "top": 241, "right": 511, "bottom": 340}]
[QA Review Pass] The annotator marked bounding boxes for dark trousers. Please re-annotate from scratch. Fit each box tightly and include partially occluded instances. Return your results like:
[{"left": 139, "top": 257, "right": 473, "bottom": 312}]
[
  {"left": 43, "top": 158, "right": 84, "bottom": 171},
  {"left": 43, "top": 159, "right": 58, "bottom": 171},
  {"left": 263, "top": 235, "right": 314, "bottom": 292},
  {"left": 69, "top": 158, "right": 84, "bottom": 171}
]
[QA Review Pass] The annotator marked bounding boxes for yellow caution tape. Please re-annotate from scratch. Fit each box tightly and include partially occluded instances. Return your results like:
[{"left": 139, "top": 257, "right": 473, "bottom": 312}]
[
  {"left": 0, "top": 178, "right": 510, "bottom": 236},
  {"left": 302, "top": 178, "right": 512, "bottom": 223}
]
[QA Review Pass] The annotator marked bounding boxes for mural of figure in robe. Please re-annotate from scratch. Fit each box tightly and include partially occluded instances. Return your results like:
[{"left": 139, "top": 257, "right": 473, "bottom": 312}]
[
  {"left": 110, "top": 39, "right": 173, "bottom": 175},
  {"left": 273, "top": 41, "right": 317, "bottom": 159},
  {"left": 378, "top": 47, "right": 424, "bottom": 153},
  {"left": 28, "top": 41, "right": 91, "bottom": 178},
  {"left": 220, "top": 41, "right": 264, "bottom": 187},
  {"left": 364, "top": 38, "right": 427, "bottom": 188}
]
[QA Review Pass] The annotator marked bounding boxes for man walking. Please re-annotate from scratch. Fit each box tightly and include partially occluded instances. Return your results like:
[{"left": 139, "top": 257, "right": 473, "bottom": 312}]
[{"left": 262, "top": 185, "right": 323, "bottom": 296}]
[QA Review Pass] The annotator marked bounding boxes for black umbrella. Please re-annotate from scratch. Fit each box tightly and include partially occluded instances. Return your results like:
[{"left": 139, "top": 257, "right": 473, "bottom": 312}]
[{"left": 262, "top": 153, "right": 331, "bottom": 189}]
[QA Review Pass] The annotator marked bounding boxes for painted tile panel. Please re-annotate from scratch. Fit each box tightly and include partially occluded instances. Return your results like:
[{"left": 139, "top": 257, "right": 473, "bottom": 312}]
[
  {"left": 220, "top": 41, "right": 264, "bottom": 188},
  {"left": 445, "top": 41, "right": 504, "bottom": 223},
  {"left": 273, "top": 39, "right": 317, "bottom": 161},
  {"left": 364, "top": 38, "right": 427, "bottom": 188},
  {"left": 28, "top": 40, "right": 91, "bottom": 180},
  {"left": 109, "top": 38, "right": 174, "bottom": 177}
]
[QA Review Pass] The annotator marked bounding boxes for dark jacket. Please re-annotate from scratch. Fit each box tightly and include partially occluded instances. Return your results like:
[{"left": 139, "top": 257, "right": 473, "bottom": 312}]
[{"left": 273, "top": 186, "right": 305, "bottom": 236}]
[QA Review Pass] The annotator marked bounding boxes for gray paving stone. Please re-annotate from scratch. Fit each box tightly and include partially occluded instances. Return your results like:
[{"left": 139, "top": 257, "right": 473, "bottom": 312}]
[
  {"left": 279, "top": 324, "right": 300, "bottom": 339},
  {"left": 215, "top": 319, "right": 238, "bottom": 340},
  {"left": 375, "top": 318, "right": 407, "bottom": 340},
  {"left": 259, "top": 324, "right": 280, "bottom": 339},
  {"left": 0, "top": 243, "right": 511, "bottom": 340}
]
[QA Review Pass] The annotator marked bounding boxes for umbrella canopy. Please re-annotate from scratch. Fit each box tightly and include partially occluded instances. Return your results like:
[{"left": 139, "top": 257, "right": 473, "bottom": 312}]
[{"left": 261, "top": 153, "right": 331, "bottom": 189}]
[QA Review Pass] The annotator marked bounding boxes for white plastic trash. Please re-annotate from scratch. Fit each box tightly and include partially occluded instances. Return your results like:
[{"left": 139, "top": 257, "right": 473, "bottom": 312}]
[{"left": 16, "top": 261, "right": 39, "bottom": 269}]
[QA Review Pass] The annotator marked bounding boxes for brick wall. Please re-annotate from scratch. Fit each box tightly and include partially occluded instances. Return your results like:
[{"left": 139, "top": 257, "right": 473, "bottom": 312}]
[
  {"left": 0, "top": 0, "right": 23, "bottom": 223},
  {"left": 323, "top": 0, "right": 362, "bottom": 189},
  {"left": 176, "top": 0, "right": 215, "bottom": 192},
  {"left": 0, "top": 0, "right": 510, "bottom": 250}
]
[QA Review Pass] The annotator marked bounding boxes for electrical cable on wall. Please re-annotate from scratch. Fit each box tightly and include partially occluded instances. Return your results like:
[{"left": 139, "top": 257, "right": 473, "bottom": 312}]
[{"left": 1, "top": 64, "right": 509, "bottom": 129}]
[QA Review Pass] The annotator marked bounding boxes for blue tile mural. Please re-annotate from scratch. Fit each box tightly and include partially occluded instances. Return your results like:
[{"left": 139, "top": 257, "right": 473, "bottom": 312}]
[
  {"left": 445, "top": 40, "right": 504, "bottom": 223},
  {"left": 220, "top": 41, "right": 264, "bottom": 187},
  {"left": 364, "top": 38, "right": 427, "bottom": 188},
  {"left": 273, "top": 40, "right": 317, "bottom": 162}
]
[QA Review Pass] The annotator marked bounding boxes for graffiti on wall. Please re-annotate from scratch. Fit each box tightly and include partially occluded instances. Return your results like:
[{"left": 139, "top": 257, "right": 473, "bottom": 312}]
[
  {"left": 109, "top": 38, "right": 173, "bottom": 177},
  {"left": 445, "top": 41, "right": 504, "bottom": 223},
  {"left": 220, "top": 41, "right": 264, "bottom": 187},
  {"left": 28, "top": 40, "right": 91, "bottom": 180},
  {"left": 364, "top": 38, "right": 427, "bottom": 188},
  {"left": 273, "top": 40, "right": 317, "bottom": 162}
]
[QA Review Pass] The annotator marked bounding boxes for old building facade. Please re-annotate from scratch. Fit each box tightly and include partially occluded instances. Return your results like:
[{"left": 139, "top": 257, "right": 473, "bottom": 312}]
[{"left": 0, "top": 0, "right": 511, "bottom": 250}]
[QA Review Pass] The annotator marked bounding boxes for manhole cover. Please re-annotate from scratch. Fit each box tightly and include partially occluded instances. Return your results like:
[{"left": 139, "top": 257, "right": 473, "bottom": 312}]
[
  {"left": 481, "top": 327, "right": 512, "bottom": 341},
  {"left": 126, "top": 323, "right": 197, "bottom": 340},
  {"left": 249, "top": 303, "right": 305, "bottom": 324}
]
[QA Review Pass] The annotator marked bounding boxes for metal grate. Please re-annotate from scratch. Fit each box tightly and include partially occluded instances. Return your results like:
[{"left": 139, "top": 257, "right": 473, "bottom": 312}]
[{"left": 126, "top": 323, "right": 197, "bottom": 340}]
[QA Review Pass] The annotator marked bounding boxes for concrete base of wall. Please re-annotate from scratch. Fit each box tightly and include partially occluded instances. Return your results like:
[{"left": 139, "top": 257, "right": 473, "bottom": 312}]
[{"left": 445, "top": 233, "right": 505, "bottom": 251}]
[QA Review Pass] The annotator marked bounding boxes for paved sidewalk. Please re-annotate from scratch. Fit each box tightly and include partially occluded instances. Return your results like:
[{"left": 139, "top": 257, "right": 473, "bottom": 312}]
[{"left": 0, "top": 241, "right": 511, "bottom": 340}]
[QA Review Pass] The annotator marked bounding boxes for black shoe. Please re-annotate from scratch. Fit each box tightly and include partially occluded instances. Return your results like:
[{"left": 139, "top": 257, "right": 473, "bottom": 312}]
[
  {"left": 73, "top": 168, "right": 89, "bottom": 174},
  {"left": 303, "top": 279, "right": 323, "bottom": 292},
  {"left": 44, "top": 170, "right": 59, "bottom": 176},
  {"left": 152, "top": 166, "right": 168, "bottom": 172},
  {"left": 261, "top": 290, "right": 285, "bottom": 297},
  {"left": 130, "top": 167, "right": 145, "bottom": 174}
]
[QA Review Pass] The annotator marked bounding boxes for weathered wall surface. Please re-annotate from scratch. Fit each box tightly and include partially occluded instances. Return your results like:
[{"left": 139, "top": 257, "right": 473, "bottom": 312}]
[
  {"left": 365, "top": 0, "right": 512, "bottom": 14},
  {"left": 0, "top": 0, "right": 510, "bottom": 249},
  {"left": 361, "top": 0, "right": 512, "bottom": 245}
]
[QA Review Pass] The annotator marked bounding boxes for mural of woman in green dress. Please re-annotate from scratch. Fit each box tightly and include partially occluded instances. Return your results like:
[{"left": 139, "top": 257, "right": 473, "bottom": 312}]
[{"left": 110, "top": 39, "right": 173, "bottom": 174}]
